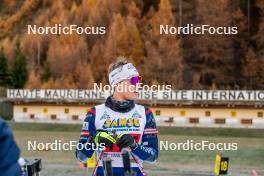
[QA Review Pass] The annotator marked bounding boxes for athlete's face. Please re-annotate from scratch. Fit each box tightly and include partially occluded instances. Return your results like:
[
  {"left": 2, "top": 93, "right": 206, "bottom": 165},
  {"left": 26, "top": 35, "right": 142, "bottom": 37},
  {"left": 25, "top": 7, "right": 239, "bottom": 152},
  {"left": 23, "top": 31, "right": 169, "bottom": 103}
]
[{"left": 115, "top": 79, "right": 139, "bottom": 101}]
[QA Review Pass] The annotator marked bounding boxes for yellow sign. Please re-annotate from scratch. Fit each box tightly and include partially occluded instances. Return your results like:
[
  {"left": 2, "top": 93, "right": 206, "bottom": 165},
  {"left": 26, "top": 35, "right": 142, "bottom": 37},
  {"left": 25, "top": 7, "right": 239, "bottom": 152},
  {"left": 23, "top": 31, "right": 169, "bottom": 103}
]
[
  {"left": 214, "top": 154, "right": 221, "bottom": 175},
  {"left": 214, "top": 154, "right": 229, "bottom": 175}
]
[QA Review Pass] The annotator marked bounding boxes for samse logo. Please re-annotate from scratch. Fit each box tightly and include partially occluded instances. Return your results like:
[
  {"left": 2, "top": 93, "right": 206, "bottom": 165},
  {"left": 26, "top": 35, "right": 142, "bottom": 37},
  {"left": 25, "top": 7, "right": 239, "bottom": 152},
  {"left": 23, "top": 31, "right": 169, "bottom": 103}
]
[{"left": 103, "top": 117, "right": 140, "bottom": 129}]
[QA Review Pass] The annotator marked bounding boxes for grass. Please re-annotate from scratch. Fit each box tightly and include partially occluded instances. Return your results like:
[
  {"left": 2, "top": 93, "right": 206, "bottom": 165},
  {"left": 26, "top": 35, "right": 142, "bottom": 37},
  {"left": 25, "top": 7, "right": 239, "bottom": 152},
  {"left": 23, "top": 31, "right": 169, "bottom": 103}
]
[
  {"left": 11, "top": 122, "right": 264, "bottom": 176},
  {"left": 9, "top": 121, "right": 264, "bottom": 138}
]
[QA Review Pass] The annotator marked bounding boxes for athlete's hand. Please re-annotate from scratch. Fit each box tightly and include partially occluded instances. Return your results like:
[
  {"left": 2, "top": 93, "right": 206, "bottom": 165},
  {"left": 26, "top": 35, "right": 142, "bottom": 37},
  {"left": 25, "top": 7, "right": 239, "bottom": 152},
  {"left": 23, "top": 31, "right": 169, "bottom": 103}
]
[
  {"left": 94, "top": 130, "right": 117, "bottom": 148},
  {"left": 117, "top": 133, "right": 136, "bottom": 149}
]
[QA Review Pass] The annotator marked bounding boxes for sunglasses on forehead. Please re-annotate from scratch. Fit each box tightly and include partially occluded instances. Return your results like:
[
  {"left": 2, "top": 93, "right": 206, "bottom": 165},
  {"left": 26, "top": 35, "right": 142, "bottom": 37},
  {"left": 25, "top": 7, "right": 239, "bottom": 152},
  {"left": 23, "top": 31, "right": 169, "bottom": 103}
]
[{"left": 130, "top": 76, "right": 141, "bottom": 86}]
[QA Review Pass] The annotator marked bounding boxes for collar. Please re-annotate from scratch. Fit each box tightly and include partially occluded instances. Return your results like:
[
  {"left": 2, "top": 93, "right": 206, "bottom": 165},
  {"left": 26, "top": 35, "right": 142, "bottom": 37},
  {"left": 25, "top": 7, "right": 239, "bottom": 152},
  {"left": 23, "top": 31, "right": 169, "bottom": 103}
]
[{"left": 105, "top": 96, "right": 135, "bottom": 113}]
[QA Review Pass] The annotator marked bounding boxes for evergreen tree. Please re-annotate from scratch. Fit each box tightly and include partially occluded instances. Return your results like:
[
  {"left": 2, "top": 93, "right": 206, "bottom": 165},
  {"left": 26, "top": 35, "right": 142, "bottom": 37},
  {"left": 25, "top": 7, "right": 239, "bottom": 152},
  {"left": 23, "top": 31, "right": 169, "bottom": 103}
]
[
  {"left": 41, "top": 62, "right": 51, "bottom": 83},
  {"left": 253, "top": 0, "right": 264, "bottom": 88},
  {"left": 233, "top": 8, "right": 249, "bottom": 88},
  {"left": 10, "top": 41, "right": 28, "bottom": 88},
  {"left": 0, "top": 47, "right": 10, "bottom": 87},
  {"left": 194, "top": 0, "right": 235, "bottom": 89}
]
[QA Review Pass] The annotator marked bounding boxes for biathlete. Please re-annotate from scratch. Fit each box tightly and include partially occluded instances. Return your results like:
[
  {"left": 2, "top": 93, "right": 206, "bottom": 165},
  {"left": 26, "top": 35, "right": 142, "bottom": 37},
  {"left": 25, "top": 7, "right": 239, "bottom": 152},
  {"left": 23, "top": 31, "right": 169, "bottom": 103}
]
[{"left": 76, "top": 56, "right": 158, "bottom": 176}]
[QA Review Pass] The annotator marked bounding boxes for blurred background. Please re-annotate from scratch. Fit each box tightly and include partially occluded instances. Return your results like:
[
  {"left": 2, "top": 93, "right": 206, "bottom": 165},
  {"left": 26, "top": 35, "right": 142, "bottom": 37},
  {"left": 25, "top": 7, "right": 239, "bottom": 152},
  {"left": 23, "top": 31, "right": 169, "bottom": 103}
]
[{"left": 0, "top": 0, "right": 264, "bottom": 176}]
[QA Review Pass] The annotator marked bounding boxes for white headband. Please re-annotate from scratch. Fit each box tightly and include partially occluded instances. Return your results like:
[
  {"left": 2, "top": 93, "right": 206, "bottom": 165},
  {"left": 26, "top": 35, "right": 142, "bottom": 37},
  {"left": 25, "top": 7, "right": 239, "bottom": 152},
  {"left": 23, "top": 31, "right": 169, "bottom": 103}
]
[{"left": 108, "top": 63, "right": 139, "bottom": 85}]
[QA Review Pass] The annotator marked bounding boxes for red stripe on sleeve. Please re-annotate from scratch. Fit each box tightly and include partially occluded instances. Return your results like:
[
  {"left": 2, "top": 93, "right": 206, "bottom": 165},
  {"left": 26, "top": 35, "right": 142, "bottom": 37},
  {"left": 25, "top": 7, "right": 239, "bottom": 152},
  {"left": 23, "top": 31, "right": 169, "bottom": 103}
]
[
  {"left": 81, "top": 131, "right": 90, "bottom": 136},
  {"left": 87, "top": 109, "right": 95, "bottom": 116},
  {"left": 143, "top": 131, "right": 159, "bottom": 135},
  {"left": 146, "top": 108, "right": 152, "bottom": 115}
]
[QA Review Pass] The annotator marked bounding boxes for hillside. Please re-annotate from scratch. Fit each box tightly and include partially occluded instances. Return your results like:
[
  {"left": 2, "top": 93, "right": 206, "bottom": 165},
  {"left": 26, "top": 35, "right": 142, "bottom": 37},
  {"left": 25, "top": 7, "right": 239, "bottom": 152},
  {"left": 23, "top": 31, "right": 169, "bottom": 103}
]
[{"left": 0, "top": 0, "right": 263, "bottom": 89}]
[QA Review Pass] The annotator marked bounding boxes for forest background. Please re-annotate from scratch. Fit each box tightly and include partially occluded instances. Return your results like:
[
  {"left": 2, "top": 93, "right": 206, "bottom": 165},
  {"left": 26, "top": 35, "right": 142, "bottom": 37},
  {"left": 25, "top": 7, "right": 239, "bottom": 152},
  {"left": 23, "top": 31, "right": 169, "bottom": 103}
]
[{"left": 0, "top": 0, "right": 263, "bottom": 90}]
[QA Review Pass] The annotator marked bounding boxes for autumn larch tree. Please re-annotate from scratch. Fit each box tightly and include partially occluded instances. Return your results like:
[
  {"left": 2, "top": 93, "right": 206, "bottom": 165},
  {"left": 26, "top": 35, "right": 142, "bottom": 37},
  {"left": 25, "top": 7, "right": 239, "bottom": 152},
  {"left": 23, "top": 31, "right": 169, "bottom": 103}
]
[{"left": 143, "top": 0, "right": 183, "bottom": 88}]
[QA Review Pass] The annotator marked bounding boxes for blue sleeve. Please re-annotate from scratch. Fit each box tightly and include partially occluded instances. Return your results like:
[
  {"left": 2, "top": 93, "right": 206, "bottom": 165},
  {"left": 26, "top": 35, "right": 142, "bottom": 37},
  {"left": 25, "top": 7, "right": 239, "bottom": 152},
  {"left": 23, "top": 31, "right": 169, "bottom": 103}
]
[
  {"left": 131, "top": 107, "right": 158, "bottom": 162},
  {"left": 75, "top": 107, "right": 97, "bottom": 163},
  {"left": 0, "top": 118, "right": 21, "bottom": 176}
]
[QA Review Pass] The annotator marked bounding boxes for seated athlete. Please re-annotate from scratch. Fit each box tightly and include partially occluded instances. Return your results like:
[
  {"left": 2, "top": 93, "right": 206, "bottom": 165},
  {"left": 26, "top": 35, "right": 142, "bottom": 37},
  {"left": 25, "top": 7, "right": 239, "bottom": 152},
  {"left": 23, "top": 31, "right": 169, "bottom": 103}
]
[{"left": 76, "top": 56, "right": 158, "bottom": 176}]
